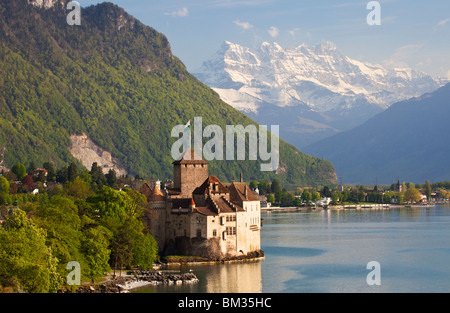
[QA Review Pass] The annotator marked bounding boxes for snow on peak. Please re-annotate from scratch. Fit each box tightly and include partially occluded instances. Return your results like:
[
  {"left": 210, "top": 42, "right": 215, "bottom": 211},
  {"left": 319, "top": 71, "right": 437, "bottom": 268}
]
[{"left": 194, "top": 41, "right": 441, "bottom": 114}]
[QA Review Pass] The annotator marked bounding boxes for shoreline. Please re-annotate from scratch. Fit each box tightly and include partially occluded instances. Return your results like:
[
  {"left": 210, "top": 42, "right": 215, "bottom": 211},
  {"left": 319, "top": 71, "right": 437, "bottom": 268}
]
[
  {"left": 71, "top": 254, "right": 265, "bottom": 293},
  {"left": 261, "top": 203, "right": 438, "bottom": 213},
  {"left": 72, "top": 270, "right": 199, "bottom": 293}
]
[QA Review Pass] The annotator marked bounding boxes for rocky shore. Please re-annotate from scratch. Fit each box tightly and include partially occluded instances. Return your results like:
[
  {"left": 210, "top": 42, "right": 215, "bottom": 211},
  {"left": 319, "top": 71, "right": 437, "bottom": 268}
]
[
  {"left": 72, "top": 270, "right": 199, "bottom": 293},
  {"left": 163, "top": 250, "right": 265, "bottom": 264}
]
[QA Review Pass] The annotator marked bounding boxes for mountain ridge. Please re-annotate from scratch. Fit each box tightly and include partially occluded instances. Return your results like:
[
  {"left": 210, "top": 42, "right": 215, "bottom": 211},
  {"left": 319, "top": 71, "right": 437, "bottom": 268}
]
[
  {"left": 194, "top": 41, "right": 443, "bottom": 148},
  {"left": 303, "top": 83, "right": 450, "bottom": 184},
  {"left": 0, "top": 0, "right": 337, "bottom": 188}
]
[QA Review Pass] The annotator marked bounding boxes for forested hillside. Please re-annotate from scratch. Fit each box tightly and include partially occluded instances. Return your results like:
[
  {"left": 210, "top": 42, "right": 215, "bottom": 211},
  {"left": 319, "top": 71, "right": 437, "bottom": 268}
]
[{"left": 0, "top": 0, "right": 336, "bottom": 188}]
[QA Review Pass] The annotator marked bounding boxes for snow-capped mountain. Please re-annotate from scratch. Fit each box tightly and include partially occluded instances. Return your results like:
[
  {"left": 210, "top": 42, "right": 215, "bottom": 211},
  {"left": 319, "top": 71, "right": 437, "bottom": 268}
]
[{"left": 194, "top": 41, "right": 442, "bottom": 148}]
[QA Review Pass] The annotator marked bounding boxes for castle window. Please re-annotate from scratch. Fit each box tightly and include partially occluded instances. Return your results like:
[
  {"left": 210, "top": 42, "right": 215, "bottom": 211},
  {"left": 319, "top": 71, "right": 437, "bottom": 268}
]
[
  {"left": 197, "top": 229, "right": 202, "bottom": 237},
  {"left": 213, "top": 229, "right": 217, "bottom": 237}
]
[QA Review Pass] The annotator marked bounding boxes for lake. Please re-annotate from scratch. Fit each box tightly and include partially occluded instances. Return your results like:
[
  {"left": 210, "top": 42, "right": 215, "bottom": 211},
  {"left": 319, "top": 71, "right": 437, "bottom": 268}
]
[{"left": 135, "top": 205, "right": 450, "bottom": 293}]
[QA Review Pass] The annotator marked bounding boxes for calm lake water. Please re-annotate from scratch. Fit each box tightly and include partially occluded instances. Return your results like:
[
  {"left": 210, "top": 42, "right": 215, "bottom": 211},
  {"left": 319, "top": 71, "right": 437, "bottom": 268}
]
[{"left": 135, "top": 205, "right": 450, "bottom": 293}]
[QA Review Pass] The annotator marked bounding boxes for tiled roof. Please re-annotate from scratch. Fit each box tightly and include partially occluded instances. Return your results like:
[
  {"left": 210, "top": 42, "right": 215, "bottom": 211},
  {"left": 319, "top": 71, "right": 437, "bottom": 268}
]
[
  {"left": 140, "top": 183, "right": 165, "bottom": 201},
  {"left": 148, "top": 185, "right": 165, "bottom": 201},
  {"left": 193, "top": 176, "right": 229, "bottom": 195},
  {"left": 170, "top": 195, "right": 244, "bottom": 216},
  {"left": 214, "top": 196, "right": 244, "bottom": 213},
  {"left": 228, "top": 182, "right": 260, "bottom": 202},
  {"left": 193, "top": 206, "right": 217, "bottom": 216}
]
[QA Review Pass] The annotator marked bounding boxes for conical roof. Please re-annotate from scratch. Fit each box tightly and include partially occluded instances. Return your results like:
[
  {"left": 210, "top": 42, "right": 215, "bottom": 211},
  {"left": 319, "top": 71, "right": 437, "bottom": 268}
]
[{"left": 148, "top": 185, "right": 165, "bottom": 202}]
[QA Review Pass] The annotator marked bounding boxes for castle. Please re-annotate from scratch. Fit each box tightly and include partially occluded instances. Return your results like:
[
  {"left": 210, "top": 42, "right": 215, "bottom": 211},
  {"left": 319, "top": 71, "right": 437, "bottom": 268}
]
[{"left": 141, "top": 149, "right": 262, "bottom": 260}]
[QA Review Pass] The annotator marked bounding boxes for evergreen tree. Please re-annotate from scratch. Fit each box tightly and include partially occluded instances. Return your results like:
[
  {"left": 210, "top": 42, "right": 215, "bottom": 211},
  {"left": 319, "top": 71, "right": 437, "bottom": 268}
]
[
  {"left": 105, "top": 169, "right": 117, "bottom": 187},
  {"left": 67, "top": 162, "right": 78, "bottom": 182},
  {"left": 271, "top": 179, "right": 282, "bottom": 194},
  {"left": 90, "top": 163, "right": 107, "bottom": 190},
  {"left": 425, "top": 180, "right": 432, "bottom": 200},
  {"left": 43, "top": 162, "right": 56, "bottom": 182}
]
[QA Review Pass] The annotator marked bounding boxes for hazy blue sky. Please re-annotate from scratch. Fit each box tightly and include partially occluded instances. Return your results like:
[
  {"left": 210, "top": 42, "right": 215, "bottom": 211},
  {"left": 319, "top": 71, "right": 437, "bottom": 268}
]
[{"left": 77, "top": 0, "right": 450, "bottom": 78}]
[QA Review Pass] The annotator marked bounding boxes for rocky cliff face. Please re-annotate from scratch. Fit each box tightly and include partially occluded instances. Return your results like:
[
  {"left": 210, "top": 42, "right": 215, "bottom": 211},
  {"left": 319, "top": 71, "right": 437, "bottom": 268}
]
[
  {"left": 69, "top": 134, "right": 127, "bottom": 177},
  {"left": 27, "top": 0, "right": 63, "bottom": 9}
]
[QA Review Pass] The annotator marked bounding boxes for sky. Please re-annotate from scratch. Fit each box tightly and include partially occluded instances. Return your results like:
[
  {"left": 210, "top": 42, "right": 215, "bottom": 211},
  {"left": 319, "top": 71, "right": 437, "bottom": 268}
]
[{"left": 77, "top": 0, "right": 450, "bottom": 79}]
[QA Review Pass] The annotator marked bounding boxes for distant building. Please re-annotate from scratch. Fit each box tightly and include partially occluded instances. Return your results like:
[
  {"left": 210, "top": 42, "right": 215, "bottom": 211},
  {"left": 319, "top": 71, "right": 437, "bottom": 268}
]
[
  {"left": 33, "top": 169, "right": 48, "bottom": 177},
  {"left": 314, "top": 197, "right": 332, "bottom": 206},
  {"left": 141, "top": 149, "right": 262, "bottom": 260},
  {"left": 397, "top": 180, "right": 404, "bottom": 193}
]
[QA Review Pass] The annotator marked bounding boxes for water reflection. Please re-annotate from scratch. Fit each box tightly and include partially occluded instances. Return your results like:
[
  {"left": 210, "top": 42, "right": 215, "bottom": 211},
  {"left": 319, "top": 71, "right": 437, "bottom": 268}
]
[
  {"left": 136, "top": 261, "right": 263, "bottom": 293},
  {"left": 136, "top": 205, "right": 450, "bottom": 293},
  {"left": 201, "top": 261, "right": 262, "bottom": 293}
]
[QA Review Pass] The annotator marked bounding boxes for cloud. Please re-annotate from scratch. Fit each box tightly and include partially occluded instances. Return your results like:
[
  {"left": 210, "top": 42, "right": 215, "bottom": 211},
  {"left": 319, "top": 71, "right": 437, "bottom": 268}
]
[
  {"left": 233, "top": 20, "right": 253, "bottom": 30},
  {"left": 447, "top": 70, "right": 450, "bottom": 80},
  {"left": 383, "top": 44, "right": 423, "bottom": 68},
  {"left": 288, "top": 28, "right": 301, "bottom": 37},
  {"left": 434, "top": 18, "right": 450, "bottom": 31},
  {"left": 208, "top": 0, "right": 274, "bottom": 8},
  {"left": 268, "top": 26, "right": 279, "bottom": 38},
  {"left": 165, "top": 7, "right": 188, "bottom": 17}
]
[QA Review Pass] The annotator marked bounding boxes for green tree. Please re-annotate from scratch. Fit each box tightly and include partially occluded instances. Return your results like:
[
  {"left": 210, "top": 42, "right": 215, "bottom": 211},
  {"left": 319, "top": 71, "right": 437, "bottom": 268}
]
[
  {"left": 0, "top": 176, "right": 9, "bottom": 194},
  {"left": 331, "top": 192, "right": 341, "bottom": 205},
  {"left": 341, "top": 189, "right": 349, "bottom": 202},
  {"left": 0, "top": 210, "right": 62, "bottom": 293},
  {"left": 105, "top": 169, "right": 117, "bottom": 188},
  {"left": 249, "top": 181, "right": 258, "bottom": 190},
  {"left": 88, "top": 187, "right": 157, "bottom": 271},
  {"left": 67, "top": 162, "right": 78, "bottom": 182},
  {"left": 301, "top": 190, "right": 312, "bottom": 204},
  {"left": 271, "top": 179, "right": 282, "bottom": 194},
  {"left": 56, "top": 167, "right": 69, "bottom": 184},
  {"left": 34, "top": 196, "right": 84, "bottom": 275},
  {"left": 425, "top": 180, "right": 432, "bottom": 200},
  {"left": 293, "top": 197, "right": 302, "bottom": 207},
  {"left": 404, "top": 188, "right": 422, "bottom": 203},
  {"left": 27, "top": 162, "right": 37, "bottom": 175},
  {"left": 322, "top": 186, "right": 332, "bottom": 197},
  {"left": 131, "top": 232, "right": 158, "bottom": 270},
  {"left": 312, "top": 191, "right": 321, "bottom": 202},
  {"left": 11, "top": 163, "right": 27, "bottom": 181},
  {"left": 80, "top": 224, "right": 112, "bottom": 283},
  {"left": 43, "top": 162, "right": 56, "bottom": 182},
  {"left": 90, "top": 163, "right": 107, "bottom": 190},
  {"left": 258, "top": 180, "right": 269, "bottom": 195},
  {"left": 64, "top": 177, "right": 94, "bottom": 199}
]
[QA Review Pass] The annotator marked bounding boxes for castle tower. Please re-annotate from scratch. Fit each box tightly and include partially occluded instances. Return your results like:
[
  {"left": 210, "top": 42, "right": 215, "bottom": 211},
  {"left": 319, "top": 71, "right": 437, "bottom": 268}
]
[{"left": 173, "top": 149, "right": 209, "bottom": 198}]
